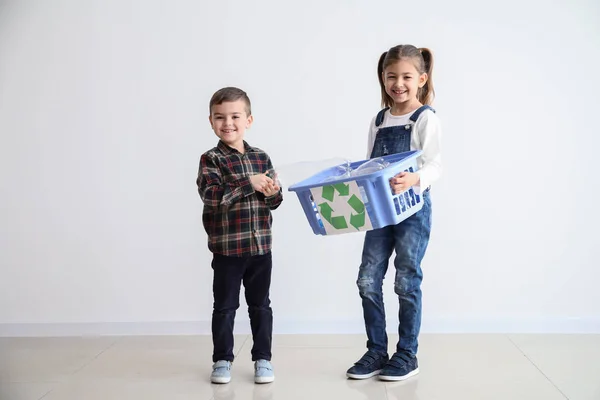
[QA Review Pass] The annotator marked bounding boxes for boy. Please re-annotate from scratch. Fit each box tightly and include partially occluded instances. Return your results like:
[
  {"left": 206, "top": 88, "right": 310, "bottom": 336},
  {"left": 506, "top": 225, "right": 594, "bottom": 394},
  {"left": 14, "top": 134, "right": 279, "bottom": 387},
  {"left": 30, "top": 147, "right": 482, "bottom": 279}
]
[{"left": 197, "top": 87, "right": 283, "bottom": 384}]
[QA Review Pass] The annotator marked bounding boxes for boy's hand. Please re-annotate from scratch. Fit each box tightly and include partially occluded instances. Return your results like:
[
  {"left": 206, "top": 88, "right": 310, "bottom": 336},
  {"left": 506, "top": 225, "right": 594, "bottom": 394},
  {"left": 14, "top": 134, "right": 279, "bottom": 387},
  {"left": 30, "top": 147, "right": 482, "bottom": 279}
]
[
  {"left": 390, "top": 172, "right": 420, "bottom": 194},
  {"left": 250, "top": 174, "right": 274, "bottom": 193},
  {"left": 263, "top": 184, "right": 280, "bottom": 197}
]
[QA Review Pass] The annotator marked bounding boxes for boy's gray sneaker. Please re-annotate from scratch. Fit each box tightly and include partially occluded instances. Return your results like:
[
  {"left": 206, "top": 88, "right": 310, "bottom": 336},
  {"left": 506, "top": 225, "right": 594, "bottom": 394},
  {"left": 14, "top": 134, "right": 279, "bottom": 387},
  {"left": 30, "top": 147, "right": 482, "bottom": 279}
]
[
  {"left": 211, "top": 360, "right": 232, "bottom": 384},
  {"left": 254, "top": 359, "right": 274, "bottom": 383}
]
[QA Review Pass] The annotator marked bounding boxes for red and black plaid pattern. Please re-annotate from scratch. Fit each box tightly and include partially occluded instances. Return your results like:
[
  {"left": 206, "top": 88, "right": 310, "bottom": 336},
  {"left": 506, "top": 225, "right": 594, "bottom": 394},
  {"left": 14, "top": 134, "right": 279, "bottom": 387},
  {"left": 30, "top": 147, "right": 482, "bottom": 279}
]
[{"left": 197, "top": 140, "right": 283, "bottom": 257}]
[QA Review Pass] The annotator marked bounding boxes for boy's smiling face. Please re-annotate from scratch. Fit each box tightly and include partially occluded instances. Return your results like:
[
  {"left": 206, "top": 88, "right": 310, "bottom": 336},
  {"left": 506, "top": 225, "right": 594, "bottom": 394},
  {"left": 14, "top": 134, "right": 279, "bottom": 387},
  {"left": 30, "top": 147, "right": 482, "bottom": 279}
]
[{"left": 209, "top": 100, "right": 253, "bottom": 150}]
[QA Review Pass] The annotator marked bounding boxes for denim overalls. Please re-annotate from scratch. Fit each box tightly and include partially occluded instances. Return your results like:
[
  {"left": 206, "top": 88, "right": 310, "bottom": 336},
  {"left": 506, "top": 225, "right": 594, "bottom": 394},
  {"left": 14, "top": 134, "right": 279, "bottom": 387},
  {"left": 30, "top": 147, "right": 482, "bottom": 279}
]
[{"left": 357, "top": 105, "right": 434, "bottom": 358}]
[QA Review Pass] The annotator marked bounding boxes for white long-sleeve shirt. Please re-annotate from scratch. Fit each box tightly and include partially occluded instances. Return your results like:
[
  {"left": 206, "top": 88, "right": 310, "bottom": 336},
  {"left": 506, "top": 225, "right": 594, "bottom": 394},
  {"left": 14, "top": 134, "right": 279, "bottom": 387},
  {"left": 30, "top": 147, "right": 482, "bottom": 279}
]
[{"left": 366, "top": 108, "right": 442, "bottom": 193}]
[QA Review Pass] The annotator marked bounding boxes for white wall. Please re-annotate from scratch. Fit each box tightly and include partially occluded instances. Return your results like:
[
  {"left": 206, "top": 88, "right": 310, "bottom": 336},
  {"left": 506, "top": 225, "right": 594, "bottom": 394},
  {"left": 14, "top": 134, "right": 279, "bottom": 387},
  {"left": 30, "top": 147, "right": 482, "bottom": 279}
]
[{"left": 1, "top": 0, "right": 599, "bottom": 336}]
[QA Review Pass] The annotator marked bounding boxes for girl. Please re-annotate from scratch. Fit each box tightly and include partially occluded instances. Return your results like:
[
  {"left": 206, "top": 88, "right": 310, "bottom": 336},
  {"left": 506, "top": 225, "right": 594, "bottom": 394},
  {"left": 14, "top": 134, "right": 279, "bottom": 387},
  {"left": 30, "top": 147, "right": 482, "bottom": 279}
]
[{"left": 346, "top": 45, "right": 442, "bottom": 381}]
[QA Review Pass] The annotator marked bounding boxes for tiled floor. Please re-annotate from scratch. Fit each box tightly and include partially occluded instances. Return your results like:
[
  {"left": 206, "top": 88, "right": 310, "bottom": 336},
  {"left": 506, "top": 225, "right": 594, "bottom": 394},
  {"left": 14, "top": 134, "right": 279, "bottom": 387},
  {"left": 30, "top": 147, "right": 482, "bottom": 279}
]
[{"left": 1, "top": 334, "right": 598, "bottom": 400}]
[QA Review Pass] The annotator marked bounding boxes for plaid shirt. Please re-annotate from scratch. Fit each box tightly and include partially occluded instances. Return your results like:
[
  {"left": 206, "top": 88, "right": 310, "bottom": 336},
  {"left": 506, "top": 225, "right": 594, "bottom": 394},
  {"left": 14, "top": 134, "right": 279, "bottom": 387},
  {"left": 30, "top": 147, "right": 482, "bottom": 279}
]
[{"left": 197, "top": 140, "right": 283, "bottom": 257}]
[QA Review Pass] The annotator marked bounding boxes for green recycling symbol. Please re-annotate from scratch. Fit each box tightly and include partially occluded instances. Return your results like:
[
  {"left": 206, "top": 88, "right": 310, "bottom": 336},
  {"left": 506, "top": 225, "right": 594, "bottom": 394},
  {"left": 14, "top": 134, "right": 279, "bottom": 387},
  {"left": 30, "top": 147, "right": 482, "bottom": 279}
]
[{"left": 317, "top": 183, "right": 366, "bottom": 230}]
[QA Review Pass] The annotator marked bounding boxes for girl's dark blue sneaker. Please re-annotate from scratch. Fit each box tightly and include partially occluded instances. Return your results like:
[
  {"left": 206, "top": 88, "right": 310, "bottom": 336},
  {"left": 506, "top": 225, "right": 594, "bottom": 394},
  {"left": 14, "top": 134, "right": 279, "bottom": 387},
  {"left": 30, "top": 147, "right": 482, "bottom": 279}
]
[
  {"left": 346, "top": 350, "right": 389, "bottom": 379},
  {"left": 378, "top": 352, "right": 419, "bottom": 381}
]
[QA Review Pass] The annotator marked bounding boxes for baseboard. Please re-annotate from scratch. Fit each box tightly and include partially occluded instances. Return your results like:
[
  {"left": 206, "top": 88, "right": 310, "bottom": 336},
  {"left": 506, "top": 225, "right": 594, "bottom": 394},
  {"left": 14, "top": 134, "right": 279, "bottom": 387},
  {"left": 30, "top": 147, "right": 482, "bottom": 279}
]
[
  {"left": 1, "top": 317, "right": 599, "bottom": 337},
  {"left": 419, "top": 316, "right": 600, "bottom": 334}
]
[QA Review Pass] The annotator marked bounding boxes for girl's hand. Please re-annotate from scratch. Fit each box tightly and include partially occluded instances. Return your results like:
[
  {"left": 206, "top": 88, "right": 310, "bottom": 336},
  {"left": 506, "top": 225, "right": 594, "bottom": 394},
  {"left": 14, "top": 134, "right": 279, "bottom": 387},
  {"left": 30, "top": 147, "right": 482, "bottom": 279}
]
[{"left": 390, "top": 172, "right": 420, "bottom": 194}]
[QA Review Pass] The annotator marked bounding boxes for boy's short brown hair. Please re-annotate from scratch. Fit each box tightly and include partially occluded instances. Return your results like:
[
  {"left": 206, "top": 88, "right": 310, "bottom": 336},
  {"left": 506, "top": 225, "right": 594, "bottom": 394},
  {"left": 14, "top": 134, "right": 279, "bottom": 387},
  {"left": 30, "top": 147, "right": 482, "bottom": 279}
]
[{"left": 209, "top": 87, "right": 252, "bottom": 116}]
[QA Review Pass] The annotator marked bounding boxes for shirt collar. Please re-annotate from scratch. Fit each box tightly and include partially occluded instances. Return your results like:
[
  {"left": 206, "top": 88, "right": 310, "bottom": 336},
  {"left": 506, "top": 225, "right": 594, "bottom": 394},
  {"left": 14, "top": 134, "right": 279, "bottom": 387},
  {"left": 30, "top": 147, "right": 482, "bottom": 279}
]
[{"left": 217, "top": 140, "right": 256, "bottom": 155}]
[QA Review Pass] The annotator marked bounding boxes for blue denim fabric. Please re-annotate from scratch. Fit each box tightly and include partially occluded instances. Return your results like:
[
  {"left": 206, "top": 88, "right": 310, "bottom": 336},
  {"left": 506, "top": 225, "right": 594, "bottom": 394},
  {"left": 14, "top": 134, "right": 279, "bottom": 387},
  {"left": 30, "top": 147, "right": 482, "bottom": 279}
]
[{"left": 358, "top": 105, "right": 433, "bottom": 357}]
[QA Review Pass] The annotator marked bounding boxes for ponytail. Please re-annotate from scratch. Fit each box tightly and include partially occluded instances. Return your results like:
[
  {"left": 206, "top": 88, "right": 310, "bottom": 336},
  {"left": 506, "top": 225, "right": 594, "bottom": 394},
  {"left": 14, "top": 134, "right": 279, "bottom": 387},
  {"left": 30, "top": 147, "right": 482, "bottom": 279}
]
[
  {"left": 418, "top": 47, "right": 435, "bottom": 105},
  {"left": 377, "top": 51, "right": 394, "bottom": 108}
]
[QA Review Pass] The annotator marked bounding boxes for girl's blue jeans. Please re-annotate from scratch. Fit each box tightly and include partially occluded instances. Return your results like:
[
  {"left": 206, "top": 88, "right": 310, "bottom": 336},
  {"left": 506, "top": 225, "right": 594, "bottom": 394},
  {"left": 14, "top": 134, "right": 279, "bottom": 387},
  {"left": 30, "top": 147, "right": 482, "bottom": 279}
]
[{"left": 357, "top": 191, "right": 432, "bottom": 357}]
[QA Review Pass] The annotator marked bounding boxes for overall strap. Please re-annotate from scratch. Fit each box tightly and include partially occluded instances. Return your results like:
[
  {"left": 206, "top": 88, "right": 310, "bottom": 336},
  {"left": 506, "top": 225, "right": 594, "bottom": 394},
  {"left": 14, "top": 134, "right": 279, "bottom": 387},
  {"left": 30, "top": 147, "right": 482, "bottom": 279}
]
[
  {"left": 409, "top": 105, "right": 435, "bottom": 122},
  {"left": 375, "top": 107, "right": 390, "bottom": 127}
]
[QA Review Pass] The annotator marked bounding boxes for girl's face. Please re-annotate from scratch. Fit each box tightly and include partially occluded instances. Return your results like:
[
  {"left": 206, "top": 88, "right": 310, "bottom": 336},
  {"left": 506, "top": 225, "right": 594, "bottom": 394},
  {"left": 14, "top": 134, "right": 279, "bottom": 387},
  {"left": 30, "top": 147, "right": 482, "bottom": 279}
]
[{"left": 383, "top": 59, "right": 428, "bottom": 107}]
